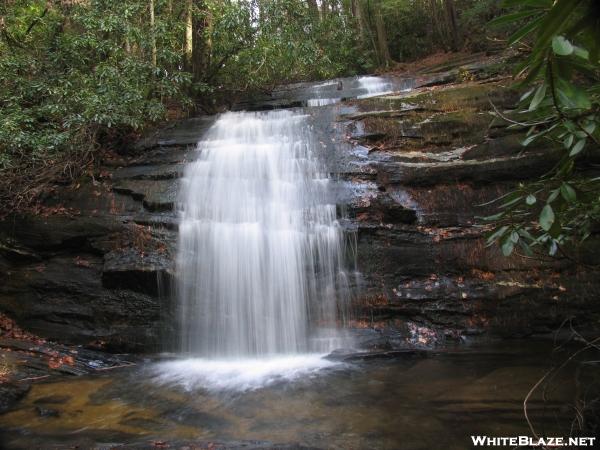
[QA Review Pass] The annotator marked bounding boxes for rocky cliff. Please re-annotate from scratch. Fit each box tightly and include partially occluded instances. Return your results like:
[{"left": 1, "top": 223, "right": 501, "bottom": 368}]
[
  {"left": 336, "top": 81, "right": 599, "bottom": 348},
  {"left": 1, "top": 59, "right": 598, "bottom": 353}
]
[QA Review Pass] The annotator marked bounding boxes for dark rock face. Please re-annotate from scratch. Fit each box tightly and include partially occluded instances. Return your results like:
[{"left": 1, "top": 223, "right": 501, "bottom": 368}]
[
  {"left": 0, "top": 383, "right": 29, "bottom": 415},
  {"left": 0, "top": 67, "right": 598, "bottom": 353},
  {"left": 0, "top": 118, "right": 214, "bottom": 352},
  {"left": 332, "top": 80, "right": 600, "bottom": 347}
]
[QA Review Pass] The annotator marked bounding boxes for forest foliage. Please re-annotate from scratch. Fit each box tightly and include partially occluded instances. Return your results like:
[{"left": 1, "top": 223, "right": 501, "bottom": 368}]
[
  {"left": 484, "top": 0, "right": 600, "bottom": 258},
  {"left": 6, "top": 0, "right": 593, "bottom": 240},
  {"left": 0, "top": 1, "right": 507, "bottom": 180},
  {"left": 0, "top": 1, "right": 365, "bottom": 172}
]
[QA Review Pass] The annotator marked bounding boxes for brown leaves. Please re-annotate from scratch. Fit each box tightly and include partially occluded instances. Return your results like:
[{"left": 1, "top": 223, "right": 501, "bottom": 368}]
[
  {"left": 87, "top": 339, "right": 106, "bottom": 350},
  {"left": 48, "top": 354, "right": 75, "bottom": 370},
  {"left": 0, "top": 313, "right": 45, "bottom": 344},
  {"left": 74, "top": 256, "right": 91, "bottom": 268},
  {"left": 471, "top": 269, "right": 495, "bottom": 281},
  {"left": 30, "top": 204, "right": 80, "bottom": 218}
]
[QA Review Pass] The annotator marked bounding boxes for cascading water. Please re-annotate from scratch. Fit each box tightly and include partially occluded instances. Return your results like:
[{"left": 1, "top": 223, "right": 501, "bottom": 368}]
[
  {"left": 356, "top": 76, "right": 394, "bottom": 99},
  {"left": 155, "top": 109, "right": 352, "bottom": 390}
]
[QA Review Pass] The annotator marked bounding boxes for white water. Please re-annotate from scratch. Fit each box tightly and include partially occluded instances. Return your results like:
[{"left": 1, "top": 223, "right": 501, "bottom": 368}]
[
  {"left": 154, "top": 355, "right": 339, "bottom": 392},
  {"left": 356, "top": 76, "right": 394, "bottom": 99},
  {"left": 306, "top": 97, "right": 341, "bottom": 107},
  {"left": 162, "top": 109, "right": 351, "bottom": 390}
]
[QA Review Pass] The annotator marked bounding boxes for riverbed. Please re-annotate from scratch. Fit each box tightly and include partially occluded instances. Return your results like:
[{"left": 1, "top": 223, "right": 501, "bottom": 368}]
[{"left": 0, "top": 340, "right": 583, "bottom": 449}]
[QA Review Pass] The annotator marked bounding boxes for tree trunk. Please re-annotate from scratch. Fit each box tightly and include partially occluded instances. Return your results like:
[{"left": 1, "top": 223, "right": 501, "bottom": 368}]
[
  {"left": 307, "top": 0, "right": 319, "bottom": 21},
  {"left": 149, "top": 0, "right": 157, "bottom": 66},
  {"left": 444, "top": 0, "right": 460, "bottom": 51},
  {"left": 351, "top": 0, "right": 365, "bottom": 43},
  {"left": 429, "top": 0, "right": 447, "bottom": 51},
  {"left": 373, "top": 0, "right": 391, "bottom": 66},
  {"left": 192, "top": 0, "right": 212, "bottom": 83},
  {"left": 321, "top": 0, "right": 329, "bottom": 17},
  {"left": 184, "top": 0, "right": 193, "bottom": 71}
]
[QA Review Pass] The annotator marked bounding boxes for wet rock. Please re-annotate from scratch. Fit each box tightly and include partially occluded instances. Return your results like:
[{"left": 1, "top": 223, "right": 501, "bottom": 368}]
[
  {"left": 0, "top": 255, "right": 163, "bottom": 351},
  {"left": 376, "top": 151, "right": 559, "bottom": 187},
  {"left": 113, "top": 179, "right": 179, "bottom": 212},
  {"left": 112, "top": 163, "right": 185, "bottom": 181},
  {"left": 33, "top": 394, "right": 71, "bottom": 405},
  {"left": 335, "top": 77, "right": 600, "bottom": 342},
  {"left": 135, "top": 116, "right": 215, "bottom": 150},
  {"left": 349, "top": 192, "right": 417, "bottom": 224},
  {"left": 102, "top": 248, "right": 174, "bottom": 297},
  {"left": 0, "top": 63, "right": 598, "bottom": 354},
  {"left": 0, "top": 113, "right": 183, "bottom": 351},
  {"left": 35, "top": 406, "right": 60, "bottom": 417},
  {"left": 0, "top": 383, "right": 30, "bottom": 414},
  {"left": 0, "top": 214, "right": 122, "bottom": 251},
  {"left": 0, "top": 238, "right": 41, "bottom": 263}
]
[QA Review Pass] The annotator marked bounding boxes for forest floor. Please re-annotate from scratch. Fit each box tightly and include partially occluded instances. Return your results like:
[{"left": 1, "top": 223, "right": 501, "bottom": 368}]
[{"left": 383, "top": 49, "right": 515, "bottom": 76}]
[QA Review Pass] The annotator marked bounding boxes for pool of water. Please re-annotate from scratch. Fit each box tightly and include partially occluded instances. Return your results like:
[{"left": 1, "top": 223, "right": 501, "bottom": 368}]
[{"left": 0, "top": 340, "right": 586, "bottom": 449}]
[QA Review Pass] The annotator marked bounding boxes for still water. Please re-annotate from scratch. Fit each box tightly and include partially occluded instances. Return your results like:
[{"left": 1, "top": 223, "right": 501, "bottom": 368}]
[{"left": 0, "top": 340, "right": 583, "bottom": 449}]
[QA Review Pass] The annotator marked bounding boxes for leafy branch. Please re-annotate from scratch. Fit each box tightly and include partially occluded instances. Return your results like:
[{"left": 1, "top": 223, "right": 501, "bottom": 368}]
[{"left": 484, "top": 0, "right": 600, "bottom": 259}]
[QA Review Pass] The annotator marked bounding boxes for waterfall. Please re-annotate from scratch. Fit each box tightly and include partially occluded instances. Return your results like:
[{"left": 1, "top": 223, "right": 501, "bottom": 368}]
[
  {"left": 357, "top": 76, "right": 394, "bottom": 98},
  {"left": 175, "top": 110, "right": 350, "bottom": 359}
]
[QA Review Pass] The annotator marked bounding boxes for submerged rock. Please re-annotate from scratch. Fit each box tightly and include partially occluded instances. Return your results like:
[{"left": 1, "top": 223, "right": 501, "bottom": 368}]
[{"left": 0, "top": 383, "right": 30, "bottom": 414}]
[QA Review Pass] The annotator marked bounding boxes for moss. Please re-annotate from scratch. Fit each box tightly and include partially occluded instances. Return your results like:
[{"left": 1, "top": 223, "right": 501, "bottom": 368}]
[
  {"left": 355, "top": 82, "right": 518, "bottom": 114},
  {"left": 347, "top": 81, "right": 521, "bottom": 155}
]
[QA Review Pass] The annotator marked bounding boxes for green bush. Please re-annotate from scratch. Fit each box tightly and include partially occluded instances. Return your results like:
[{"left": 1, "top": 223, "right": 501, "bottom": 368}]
[{"left": 484, "top": 0, "right": 600, "bottom": 257}]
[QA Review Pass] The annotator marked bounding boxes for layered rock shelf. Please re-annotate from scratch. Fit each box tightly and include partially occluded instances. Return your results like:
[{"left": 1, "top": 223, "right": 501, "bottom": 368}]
[{"left": 1, "top": 60, "right": 598, "bottom": 357}]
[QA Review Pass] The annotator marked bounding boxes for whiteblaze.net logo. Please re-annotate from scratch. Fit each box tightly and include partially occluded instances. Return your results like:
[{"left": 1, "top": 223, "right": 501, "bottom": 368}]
[{"left": 471, "top": 436, "right": 596, "bottom": 447}]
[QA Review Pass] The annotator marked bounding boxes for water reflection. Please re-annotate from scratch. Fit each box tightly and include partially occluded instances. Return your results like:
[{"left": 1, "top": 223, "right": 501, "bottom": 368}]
[{"left": 0, "top": 341, "right": 582, "bottom": 450}]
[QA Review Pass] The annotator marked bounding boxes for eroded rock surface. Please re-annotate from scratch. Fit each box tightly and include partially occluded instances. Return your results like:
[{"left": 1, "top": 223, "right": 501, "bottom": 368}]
[
  {"left": 333, "top": 80, "right": 600, "bottom": 347},
  {"left": 0, "top": 58, "right": 598, "bottom": 354},
  {"left": 0, "top": 118, "right": 214, "bottom": 352}
]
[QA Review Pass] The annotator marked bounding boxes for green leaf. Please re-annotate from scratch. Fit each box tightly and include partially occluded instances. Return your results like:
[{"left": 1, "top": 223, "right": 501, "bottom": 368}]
[
  {"left": 563, "top": 134, "right": 574, "bottom": 149},
  {"left": 573, "top": 46, "right": 589, "bottom": 60},
  {"left": 539, "top": 204, "right": 555, "bottom": 231},
  {"left": 560, "top": 183, "right": 576, "bottom": 202},
  {"left": 526, "top": 194, "right": 537, "bottom": 205},
  {"left": 489, "top": 10, "right": 540, "bottom": 27},
  {"left": 518, "top": 228, "right": 535, "bottom": 241},
  {"left": 533, "top": 0, "right": 585, "bottom": 55},
  {"left": 570, "top": 139, "right": 586, "bottom": 156},
  {"left": 520, "top": 88, "right": 535, "bottom": 102},
  {"left": 483, "top": 212, "right": 505, "bottom": 221},
  {"left": 529, "top": 84, "right": 547, "bottom": 111},
  {"left": 519, "top": 240, "right": 534, "bottom": 256},
  {"left": 549, "top": 240, "right": 558, "bottom": 256},
  {"left": 502, "top": 239, "right": 515, "bottom": 256},
  {"left": 556, "top": 80, "right": 592, "bottom": 109},
  {"left": 487, "top": 225, "right": 509, "bottom": 245},
  {"left": 510, "top": 231, "right": 520, "bottom": 243},
  {"left": 508, "top": 16, "right": 544, "bottom": 46},
  {"left": 583, "top": 122, "right": 596, "bottom": 135},
  {"left": 503, "top": 0, "right": 552, "bottom": 8},
  {"left": 552, "top": 36, "right": 574, "bottom": 55},
  {"left": 547, "top": 189, "right": 560, "bottom": 203},
  {"left": 501, "top": 195, "right": 523, "bottom": 208}
]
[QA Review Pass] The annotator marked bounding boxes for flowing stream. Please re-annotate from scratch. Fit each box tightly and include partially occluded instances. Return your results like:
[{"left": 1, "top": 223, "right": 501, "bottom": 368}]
[{"left": 158, "top": 109, "right": 353, "bottom": 390}]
